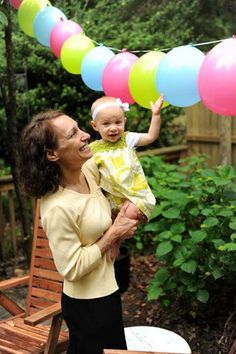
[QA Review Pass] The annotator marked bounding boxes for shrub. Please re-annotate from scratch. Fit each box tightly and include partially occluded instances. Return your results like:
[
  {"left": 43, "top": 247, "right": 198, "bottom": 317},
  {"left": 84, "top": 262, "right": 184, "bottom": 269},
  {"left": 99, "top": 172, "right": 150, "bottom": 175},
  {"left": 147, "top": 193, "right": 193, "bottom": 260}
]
[{"left": 139, "top": 155, "right": 236, "bottom": 309}]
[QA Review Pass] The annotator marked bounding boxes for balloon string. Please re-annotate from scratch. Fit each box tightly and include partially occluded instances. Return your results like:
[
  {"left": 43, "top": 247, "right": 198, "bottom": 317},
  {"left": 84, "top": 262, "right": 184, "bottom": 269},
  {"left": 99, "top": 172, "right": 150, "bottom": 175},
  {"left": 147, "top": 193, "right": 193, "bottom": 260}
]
[
  {"left": 192, "top": 38, "right": 226, "bottom": 47},
  {"left": 92, "top": 38, "right": 228, "bottom": 54}
]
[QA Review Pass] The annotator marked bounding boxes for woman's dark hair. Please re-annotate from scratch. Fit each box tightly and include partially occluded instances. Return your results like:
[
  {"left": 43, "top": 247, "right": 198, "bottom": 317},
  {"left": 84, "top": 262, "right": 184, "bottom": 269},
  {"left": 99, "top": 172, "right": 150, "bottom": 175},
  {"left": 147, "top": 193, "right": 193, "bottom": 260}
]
[{"left": 19, "top": 110, "right": 65, "bottom": 198}]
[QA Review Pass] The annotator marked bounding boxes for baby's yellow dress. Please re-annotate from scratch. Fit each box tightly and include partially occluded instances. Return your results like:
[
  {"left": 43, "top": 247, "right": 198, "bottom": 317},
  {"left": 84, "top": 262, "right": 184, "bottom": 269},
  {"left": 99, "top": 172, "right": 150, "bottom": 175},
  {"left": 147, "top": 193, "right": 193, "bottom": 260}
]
[{"left": 90, "top": 132, "right": 156, "bottom": 219}]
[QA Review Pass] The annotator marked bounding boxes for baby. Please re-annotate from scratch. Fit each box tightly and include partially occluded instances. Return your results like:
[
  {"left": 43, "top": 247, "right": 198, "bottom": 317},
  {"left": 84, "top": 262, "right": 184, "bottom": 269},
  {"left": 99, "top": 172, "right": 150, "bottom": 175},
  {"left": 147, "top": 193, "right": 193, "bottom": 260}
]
[{"left": 90, "top": 95, "right": 164, "bottom": 222}]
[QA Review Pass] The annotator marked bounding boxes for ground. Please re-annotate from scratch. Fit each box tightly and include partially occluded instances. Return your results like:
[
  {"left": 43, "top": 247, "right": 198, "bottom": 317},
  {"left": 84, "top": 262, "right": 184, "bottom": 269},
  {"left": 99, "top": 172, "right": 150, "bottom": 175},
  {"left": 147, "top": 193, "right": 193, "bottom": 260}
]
[
  {"left": 0, "top": 252, "right": 235, "bottom": 354},
  {"left": 121, "top": 252, "right": 236, "bottom": 354}
]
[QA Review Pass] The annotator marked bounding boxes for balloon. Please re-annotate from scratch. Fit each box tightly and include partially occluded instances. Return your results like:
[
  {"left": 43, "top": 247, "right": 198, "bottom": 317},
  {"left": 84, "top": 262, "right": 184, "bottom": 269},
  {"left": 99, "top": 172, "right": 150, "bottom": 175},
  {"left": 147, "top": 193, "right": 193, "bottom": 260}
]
[
  {"left": 10, "top": 0, "right": 22, "bottom": 9},
  {"left": 129, "top": 51, "right": 168, "bottom": 109},
  {"left": 198, "top": 38, "right": 236, "bottom": 116},
  {"left": 102, "top": 52, "right": 138, "bottom": 104},
  {"left": 33, "top": 6, "right": 66, "bottom": 47},
  {"left": 156, "top": 45, "right": 205, "bottom": 107},
  {"left": 18, "top": 0, "right": 51, "bottom": 37},
  {"left": 50, "top": 19, "right": 83, "bottom": 58},
  {"left": 61, "top": 34, "right": 95, "bottom": 75},
  {"left": 81, "top": 46, "right": 115, "bottom": 91}
]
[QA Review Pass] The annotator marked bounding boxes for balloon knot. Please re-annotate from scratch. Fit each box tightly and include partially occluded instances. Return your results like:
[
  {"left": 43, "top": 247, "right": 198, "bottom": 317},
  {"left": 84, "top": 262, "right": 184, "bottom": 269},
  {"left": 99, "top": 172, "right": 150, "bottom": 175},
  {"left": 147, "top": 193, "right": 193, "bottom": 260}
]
[{"left": 121, "top": 48, "right": 127, "bottom": 52}]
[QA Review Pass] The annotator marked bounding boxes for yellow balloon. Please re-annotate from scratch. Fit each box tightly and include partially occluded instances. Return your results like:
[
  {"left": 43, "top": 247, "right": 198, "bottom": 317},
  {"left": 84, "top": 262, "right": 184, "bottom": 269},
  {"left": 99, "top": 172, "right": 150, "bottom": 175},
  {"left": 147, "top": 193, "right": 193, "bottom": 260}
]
[
  {"left": 18, "top": 0, "right": 51, "bottom": 37},
  {"left": 129, "top": 51, "right": 169, "bottom": 109},
  {"left": 60, "top": 34, "right": 95, "bottom": 75}
]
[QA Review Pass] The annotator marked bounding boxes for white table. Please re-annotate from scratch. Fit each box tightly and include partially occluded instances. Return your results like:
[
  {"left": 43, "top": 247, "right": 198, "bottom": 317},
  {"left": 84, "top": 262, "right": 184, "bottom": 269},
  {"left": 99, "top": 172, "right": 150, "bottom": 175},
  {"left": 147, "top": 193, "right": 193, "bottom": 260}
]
[{"left": 124, "top": 326, "right": 191, "bottom": 353}]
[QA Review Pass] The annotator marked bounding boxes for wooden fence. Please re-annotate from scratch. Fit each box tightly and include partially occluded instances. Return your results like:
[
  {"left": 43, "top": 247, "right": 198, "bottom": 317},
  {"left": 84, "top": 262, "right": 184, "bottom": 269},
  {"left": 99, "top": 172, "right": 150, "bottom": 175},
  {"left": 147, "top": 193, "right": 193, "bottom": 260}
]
[{"left": 186, "top": 102, "right": 236, "bottom": 167}]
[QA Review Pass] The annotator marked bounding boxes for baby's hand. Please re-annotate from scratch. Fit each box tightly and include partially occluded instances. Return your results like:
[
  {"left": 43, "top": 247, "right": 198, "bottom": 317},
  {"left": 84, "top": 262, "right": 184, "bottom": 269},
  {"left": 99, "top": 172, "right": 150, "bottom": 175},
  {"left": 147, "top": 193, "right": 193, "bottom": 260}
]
[{"left": 150, "top": 94, "right": 164, "bottom": 116}]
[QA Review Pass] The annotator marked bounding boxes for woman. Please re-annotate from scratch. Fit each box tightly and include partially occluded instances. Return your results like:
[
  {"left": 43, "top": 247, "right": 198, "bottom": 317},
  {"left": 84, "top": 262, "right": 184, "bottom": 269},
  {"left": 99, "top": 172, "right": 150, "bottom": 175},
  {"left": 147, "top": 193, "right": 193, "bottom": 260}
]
[{"left": 19, "top": 110, "right": 138, "bottom": 354}]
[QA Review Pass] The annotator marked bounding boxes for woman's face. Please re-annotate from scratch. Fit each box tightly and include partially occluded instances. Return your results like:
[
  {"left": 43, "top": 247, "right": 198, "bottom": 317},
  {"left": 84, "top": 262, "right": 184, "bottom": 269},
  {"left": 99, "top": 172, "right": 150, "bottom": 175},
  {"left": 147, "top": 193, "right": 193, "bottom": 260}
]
[{"left": 49, "top": 115, "right": 92, "bottom": 169}]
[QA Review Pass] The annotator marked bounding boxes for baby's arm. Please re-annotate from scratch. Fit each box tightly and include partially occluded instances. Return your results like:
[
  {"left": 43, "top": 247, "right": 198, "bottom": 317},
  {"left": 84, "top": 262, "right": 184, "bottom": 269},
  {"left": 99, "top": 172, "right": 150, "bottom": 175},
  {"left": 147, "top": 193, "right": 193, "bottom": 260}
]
[{"left": 136, "top": 94, "right": 164, "bottom": 147}]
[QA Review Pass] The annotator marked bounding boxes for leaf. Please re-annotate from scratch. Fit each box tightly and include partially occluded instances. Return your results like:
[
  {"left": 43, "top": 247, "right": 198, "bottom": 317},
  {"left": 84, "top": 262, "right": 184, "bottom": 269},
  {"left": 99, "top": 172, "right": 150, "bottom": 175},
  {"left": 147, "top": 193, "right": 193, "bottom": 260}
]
[
  {"left": 162, "top": 207, "right": 180, "bottom": 219},
  {"left": 147, "top": 283, "right": 163, "bottom": 300},
  {"left": 204, "top": 186, "right": 216, "bottom": 194},
  {"left": 171, "top": 235, "right": 182, "bottom": 243},
  {"left": 187, "top": 284, "right": 198, "bottom": 292},
  {"left": 143, "top": 222, "right": 159, "bottom": 232},
  {"left": 0, "top": 10, "right": 7, "bottom": 26},
  {"left": 158, "top": 230, "right": 172, "bottom": 240},
  {"left": 173, "top": 258, "right": 184, "bottom": 267},
  {"left": 229, "top": 220, "right": 236, "bottom": 230},
  {"left": 179, "top": 273, "right": 193, "bottom": 285},
  {"left": 224, "top": 243, "right": 236, "bottom": 251},
  {"left": 204, "top": 217, "right": 219, "bottom": 228},
  {"left": 196, "top": 289, "right": 209, "bottom": 303},
  {"left": 165, "top": 190, "right": 188, "bottom": 206},
  {"left": 230, "top": 233, "right": 236, "bottom": 241},
  {"left": 216, "top": 209, "right": 233, "bottom": 217},
  {"left": 180, "top": 260, "right": 197, "bottom": 274},
  {"left": 155, "top": 267, "right": 170, "bottom": 283},
  {"left": 212, "top": 269, "right": 224, "bottom": 280},
  {"left": 150, "top": 204, "right": 163, "bottom": 219},
  {"left": 189, "top": 207, "right": 199, "bottom": 216},
  {"left": 156, "top": 241, "right": 173, "bottom": 257},
  {"left": 189, "top": 230, "right": 207, "bottom": 243},
  {"left": 201, "top": 208, "right": 214, "bottom": 216},
  {"left": 170, "top": 222, "right": 186, "bottom": 234},
  {"left": 212, "top": 239, "right": 225, "bottom": 248}
]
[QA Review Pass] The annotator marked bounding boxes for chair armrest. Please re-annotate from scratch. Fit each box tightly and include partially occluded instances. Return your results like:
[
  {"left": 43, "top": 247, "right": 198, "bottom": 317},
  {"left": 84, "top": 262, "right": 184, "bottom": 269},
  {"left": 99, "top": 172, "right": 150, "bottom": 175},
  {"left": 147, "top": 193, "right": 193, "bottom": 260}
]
[
  {"left": 24, "top": 302, "right": 62, "bottom": 326},
  {"left": 103, "top": 350, "right": 184, "bottom": 354},
  {"left": 0, "top": 275, "right": 29, "bottom": 290}
]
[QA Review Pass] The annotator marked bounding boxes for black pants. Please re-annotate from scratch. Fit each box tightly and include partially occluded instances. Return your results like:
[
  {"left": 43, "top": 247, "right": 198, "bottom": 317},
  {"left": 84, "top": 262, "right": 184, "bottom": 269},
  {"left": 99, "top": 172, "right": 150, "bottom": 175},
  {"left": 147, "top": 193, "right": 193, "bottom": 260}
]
[{"left": 62, "top": 290, "right": 127, "bottom": 354}]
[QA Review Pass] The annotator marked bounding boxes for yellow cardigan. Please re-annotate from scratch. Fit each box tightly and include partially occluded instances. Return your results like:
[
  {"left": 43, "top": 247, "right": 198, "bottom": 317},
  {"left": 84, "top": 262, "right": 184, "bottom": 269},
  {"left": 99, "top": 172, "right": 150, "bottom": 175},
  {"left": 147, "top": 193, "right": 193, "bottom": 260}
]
[{"left": 40, "top": 159, "right": 118, "bottom": 299}]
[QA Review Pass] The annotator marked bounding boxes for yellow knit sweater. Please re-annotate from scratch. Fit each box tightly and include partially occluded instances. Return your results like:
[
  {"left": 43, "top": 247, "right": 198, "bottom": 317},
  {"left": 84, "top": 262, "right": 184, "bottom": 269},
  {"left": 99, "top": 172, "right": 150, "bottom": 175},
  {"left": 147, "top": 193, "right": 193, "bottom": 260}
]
[{"left": 40, "top": 159, "right": 118, "bottom": 299}]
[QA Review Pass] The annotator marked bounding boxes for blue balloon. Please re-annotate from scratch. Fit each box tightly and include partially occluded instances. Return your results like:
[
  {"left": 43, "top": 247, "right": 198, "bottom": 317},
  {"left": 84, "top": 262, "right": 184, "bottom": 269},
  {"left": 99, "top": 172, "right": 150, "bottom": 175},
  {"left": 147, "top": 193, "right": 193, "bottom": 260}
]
[
  {"left": 81, "top": 46, "right": 115, "bottom": 91},
  {"left": 33, "top": 6, "right": 66, "bottom": 47},
  {"left": 156, "top": 45, "right": 205, "bottom": 107}
]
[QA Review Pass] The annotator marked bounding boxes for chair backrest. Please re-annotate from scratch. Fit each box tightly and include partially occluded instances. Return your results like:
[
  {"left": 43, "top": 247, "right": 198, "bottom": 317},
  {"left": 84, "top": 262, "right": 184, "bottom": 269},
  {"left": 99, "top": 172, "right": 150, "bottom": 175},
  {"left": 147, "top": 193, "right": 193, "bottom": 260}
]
[{"left": 25, "top": 200, "right": 63, "bottom": 316}]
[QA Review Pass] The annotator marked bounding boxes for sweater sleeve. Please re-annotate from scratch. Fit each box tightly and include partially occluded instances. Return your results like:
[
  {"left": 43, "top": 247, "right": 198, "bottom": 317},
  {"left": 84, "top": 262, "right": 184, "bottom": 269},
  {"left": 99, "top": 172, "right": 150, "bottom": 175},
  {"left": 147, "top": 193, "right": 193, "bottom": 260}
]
[{"left": 42, "top": 205, "right": 102, "bottom": 281}]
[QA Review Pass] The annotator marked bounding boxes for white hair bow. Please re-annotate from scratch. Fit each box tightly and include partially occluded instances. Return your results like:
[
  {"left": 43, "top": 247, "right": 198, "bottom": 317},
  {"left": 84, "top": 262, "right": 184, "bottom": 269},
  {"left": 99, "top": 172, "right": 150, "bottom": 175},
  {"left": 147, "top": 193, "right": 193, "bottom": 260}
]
[
  {"left": 92, "top": 98, "right": 130, "bottom": 120},
  {"left": 115, "top": 98, "right": 129, "bottom": 112}
]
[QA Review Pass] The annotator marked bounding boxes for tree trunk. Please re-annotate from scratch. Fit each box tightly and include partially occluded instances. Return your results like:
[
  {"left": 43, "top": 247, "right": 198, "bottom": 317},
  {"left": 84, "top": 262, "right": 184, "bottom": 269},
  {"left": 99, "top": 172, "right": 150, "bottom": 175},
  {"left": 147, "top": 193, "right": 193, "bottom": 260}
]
[{"left": 2, "top": 1, "right": 32, "bottom": 264}]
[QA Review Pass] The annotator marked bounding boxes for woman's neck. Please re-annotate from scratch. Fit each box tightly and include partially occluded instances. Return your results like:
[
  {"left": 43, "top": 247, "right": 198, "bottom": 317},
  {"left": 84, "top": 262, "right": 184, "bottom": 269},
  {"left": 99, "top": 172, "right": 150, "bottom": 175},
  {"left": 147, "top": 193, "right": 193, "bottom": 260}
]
[{"left": 60, "top": 168, "right": 90, "bottom": 194}]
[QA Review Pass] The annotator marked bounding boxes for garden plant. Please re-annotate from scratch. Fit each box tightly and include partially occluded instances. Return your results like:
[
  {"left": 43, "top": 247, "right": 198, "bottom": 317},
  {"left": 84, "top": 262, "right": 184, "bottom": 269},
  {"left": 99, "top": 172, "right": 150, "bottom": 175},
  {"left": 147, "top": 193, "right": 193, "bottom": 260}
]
[{"left": 136, "top": 155, "right": 236, "bottom": 312}]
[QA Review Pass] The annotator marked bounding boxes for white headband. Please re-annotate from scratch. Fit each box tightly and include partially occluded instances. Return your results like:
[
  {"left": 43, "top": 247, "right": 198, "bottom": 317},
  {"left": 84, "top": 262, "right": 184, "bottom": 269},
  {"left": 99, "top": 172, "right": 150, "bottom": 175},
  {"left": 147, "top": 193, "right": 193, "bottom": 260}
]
[{"left": 92, "top": 98, "right": 129, "bottom": 120}]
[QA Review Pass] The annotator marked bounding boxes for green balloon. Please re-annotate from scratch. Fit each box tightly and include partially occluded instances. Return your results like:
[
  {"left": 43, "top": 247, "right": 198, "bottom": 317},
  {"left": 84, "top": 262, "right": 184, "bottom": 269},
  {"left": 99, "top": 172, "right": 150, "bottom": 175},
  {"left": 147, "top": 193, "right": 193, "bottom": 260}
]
[
  {"left": 61, "top": 34, "right": 95, "bottom": 75},
  {"left": 18, "top": 0, "right": 51, "bottom": 37},
  {"left": 129, "top": 51, "right": 168, "bottom": 109}
]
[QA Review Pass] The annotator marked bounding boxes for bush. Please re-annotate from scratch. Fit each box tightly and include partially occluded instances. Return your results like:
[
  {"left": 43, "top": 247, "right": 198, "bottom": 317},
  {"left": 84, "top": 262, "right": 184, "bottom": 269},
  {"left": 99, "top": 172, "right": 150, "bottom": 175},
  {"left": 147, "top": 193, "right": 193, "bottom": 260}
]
[{"left": 139, "top": 155, "right": 236, "bottom": 309}]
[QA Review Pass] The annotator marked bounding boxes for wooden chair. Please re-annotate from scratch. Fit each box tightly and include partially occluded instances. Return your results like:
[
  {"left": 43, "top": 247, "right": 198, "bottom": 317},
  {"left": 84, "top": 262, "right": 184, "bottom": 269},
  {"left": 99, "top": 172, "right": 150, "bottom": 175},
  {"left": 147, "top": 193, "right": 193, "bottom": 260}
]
[
  {"left": 0, "top": 201, "right": 69, "bottom": 353},
  {"left": 103, "top": 350, "right": 185, "bottom": 354}
]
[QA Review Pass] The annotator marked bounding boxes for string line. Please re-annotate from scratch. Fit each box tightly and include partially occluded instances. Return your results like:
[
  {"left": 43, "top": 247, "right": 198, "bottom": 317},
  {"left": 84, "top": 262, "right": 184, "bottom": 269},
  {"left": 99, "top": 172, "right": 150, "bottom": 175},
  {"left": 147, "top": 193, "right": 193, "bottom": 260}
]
[{"left": 92, "top": 37, "right": 228, "bottom": 54}]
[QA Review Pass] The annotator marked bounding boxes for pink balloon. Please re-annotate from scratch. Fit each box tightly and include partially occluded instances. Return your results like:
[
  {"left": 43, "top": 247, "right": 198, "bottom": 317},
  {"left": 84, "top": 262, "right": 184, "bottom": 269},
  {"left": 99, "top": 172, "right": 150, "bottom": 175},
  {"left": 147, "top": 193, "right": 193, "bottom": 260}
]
[
  {"left": 50, "top": 19, "right": 83, "bottom": 58},
  {"left": 102, "top": 52, "right": 138, "bottom": 104},
  {"left": 198, "top": 38, "right": 236, "bottom": 116},
  {"left": 10, "top": 0, "right": 22, "bottom": 9}
]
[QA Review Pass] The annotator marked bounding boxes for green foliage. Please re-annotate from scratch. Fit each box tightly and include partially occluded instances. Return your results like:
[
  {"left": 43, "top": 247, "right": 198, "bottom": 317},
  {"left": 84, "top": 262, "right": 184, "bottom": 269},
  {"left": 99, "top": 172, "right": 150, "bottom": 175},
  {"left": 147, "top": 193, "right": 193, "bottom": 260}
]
[
  {"left": 138, "top": 155, "right": 236, "bottom": 308},
  {"left": 1, "top": 0, "right": 235, "bottom": 163}
]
